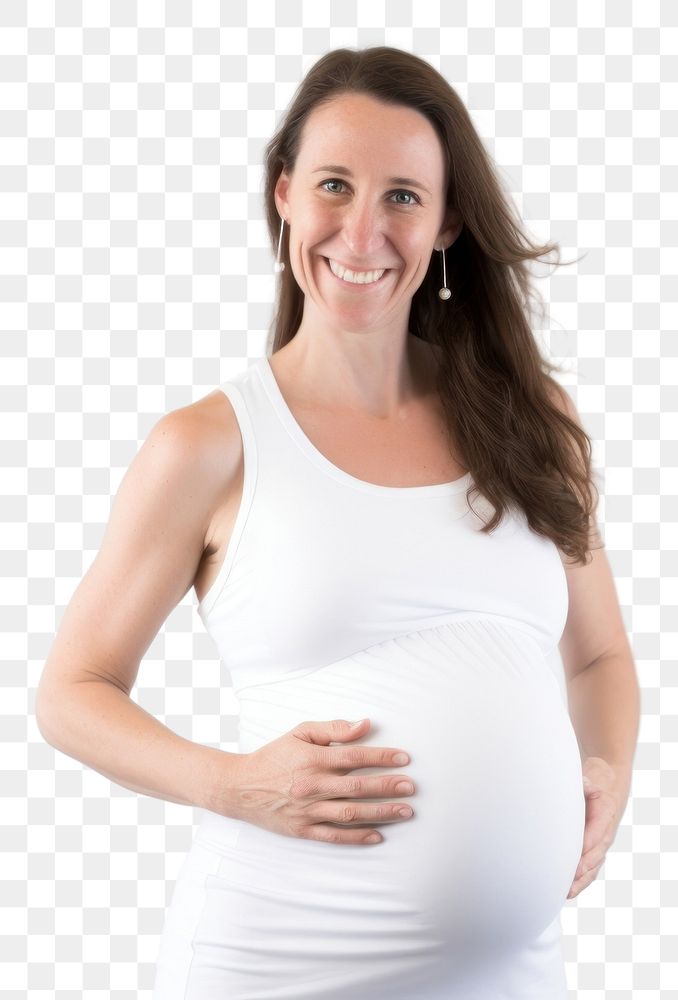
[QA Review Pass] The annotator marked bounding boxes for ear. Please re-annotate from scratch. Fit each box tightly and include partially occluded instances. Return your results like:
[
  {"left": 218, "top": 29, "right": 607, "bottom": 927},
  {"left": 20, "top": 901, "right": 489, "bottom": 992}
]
[
  {"left": 436, "top": 206, "right": 463, "bottom": 251},
  {"left": 274, "top": 170, "right": 291, "bottom": 222}
]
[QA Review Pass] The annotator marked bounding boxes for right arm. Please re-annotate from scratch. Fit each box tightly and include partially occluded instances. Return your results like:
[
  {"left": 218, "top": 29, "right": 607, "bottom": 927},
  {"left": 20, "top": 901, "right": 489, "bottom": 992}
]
[
  {"left": 35, "top": 389, "right": 418, "bottom": 845},
  {"left": 35, "top": 398, "right": 243, "bottom": 815}
]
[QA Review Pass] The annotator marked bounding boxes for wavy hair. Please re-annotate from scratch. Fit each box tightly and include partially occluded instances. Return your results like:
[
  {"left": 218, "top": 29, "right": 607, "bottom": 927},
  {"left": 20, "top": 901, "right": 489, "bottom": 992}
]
[{"left": 262, "top": 45, "right": 600, "bottom": 565}]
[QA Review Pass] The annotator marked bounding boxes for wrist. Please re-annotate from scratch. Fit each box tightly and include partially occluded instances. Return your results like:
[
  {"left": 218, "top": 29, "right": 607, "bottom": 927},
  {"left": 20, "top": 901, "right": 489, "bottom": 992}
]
[
  {"left": 200, "top": 746, "right": 247, "bottom": 816},
  {"left": 582, "top": 754, "right": 632, "bottom": 805}
]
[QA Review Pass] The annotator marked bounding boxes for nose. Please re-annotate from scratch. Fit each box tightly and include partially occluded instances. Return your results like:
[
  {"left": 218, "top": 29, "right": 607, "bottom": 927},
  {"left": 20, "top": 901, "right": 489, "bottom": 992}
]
[{"left": 340, "top": 198, "right": 388, "bottom": 259}]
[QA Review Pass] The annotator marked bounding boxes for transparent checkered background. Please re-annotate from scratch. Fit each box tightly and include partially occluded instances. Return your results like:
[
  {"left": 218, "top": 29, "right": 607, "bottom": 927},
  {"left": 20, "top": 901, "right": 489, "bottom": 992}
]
[{"left": 3, "top": 1, "right": 675, "bottom": 997}]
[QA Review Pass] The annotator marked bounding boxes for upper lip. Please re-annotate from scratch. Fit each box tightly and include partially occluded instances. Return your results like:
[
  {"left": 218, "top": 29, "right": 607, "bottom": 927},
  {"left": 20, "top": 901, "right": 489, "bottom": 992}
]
[{"left": 325, "top": 257, "right": 391, "bottom": 271}]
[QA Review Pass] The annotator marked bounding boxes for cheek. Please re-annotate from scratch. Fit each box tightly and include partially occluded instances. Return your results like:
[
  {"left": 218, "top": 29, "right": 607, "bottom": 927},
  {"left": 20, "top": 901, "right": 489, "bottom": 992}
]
[{"left": 399, "top": 233, "right": 433, "bottom": 263}]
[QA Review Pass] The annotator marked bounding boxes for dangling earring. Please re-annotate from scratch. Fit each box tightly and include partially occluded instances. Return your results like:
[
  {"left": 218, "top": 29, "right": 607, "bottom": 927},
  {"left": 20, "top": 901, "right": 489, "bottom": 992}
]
[
  {"left": 274, "top": 216, "right": 285, "bottom": 272},
  {"left": 438, "top": 245, "right": 451, "bottom": 300}
]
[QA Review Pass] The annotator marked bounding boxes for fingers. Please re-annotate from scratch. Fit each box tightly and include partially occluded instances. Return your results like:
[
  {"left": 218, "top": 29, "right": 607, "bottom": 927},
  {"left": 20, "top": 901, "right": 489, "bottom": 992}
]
[
  {"left": 299, "top": 782, "right": 415, "bottom": 828},
  {"left": 304, "top": 803, "right": 414, "bottom": 845},
  {"left": 293, "top": 771, "right": 416, "bottom": 845},
  {"left": 295, "top": 777, "right": 416, "bottom": 845},
  {"left": 323, "top": 798, "right": 414, "bottom": 827},
  {"left": 566, "top": 854, "right": 606, "bottom": 899},
  {"left": 329, "top": 746, "right": 411, "bottom": 771},
  {"left": 287, "top": 724, "right": 415, "bottom": 846},
  {"left": 321, "top": 773, "right": 415, "bottom": 800},
  {"left": 566, "top": 777, "right": 618, "bottom": 899},
  {"left": 305, "top": 823, "right": 385, "bottom": 846}
]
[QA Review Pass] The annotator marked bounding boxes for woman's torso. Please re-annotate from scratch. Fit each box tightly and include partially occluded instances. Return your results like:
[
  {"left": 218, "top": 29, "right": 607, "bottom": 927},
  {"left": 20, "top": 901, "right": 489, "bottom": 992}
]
[{"left": 171, "top": 345, "right": 582, "bottom": 996}]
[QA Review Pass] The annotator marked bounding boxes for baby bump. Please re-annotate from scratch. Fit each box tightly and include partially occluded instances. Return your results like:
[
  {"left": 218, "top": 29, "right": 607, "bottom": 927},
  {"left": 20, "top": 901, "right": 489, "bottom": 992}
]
[
  {"left": 390, "top": 667, "right": 584, "bottom": 956},
  {"left": 234, "top": 618, "right": 585, "bottom": 956}
]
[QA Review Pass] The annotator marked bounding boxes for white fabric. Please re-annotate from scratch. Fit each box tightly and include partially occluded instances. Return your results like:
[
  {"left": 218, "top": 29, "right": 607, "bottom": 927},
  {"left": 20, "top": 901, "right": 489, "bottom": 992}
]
[{"left": 152, "top": 354, "right": 585, "bottom": 999}]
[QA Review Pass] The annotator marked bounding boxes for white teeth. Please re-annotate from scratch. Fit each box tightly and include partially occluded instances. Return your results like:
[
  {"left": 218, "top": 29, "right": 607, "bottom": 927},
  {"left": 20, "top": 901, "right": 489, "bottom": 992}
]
[{"left": 327, "top": 258, "right": 386, "bottom": 284}]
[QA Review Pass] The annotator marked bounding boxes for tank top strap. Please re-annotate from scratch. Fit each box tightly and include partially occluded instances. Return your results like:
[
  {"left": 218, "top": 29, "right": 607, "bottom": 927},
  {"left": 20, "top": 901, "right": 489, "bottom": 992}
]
[{"left": 216, "top": 355, "right": 310, "bottom": 488}]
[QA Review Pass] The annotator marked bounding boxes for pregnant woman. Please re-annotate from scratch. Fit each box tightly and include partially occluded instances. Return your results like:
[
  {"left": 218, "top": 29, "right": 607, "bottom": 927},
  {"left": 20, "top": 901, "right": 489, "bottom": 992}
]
[{"left": 37, "top": 46, "right": 640, "bottom": 999}]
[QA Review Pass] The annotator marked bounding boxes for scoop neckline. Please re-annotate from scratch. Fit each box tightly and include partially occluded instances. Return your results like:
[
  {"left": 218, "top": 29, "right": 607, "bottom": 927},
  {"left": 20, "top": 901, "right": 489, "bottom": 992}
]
[{"left": 256, "top": 355, "right": 472, "bottom": 497}]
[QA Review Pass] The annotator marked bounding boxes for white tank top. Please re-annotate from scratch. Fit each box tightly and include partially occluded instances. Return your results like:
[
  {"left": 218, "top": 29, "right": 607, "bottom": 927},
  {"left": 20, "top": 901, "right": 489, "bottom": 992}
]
[
  {"left": 186, "top": 354, "right": 584, "bottom": 996},
  {"left": 197, "top": 353, "right": 569, "bottom": 698}
]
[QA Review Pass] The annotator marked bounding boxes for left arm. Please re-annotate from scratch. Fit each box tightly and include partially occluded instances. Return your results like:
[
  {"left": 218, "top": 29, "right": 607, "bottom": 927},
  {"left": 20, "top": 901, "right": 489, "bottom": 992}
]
[
  {"left": 560, "top": 545, "right": 641, "bottom": 895},
  {"left": 550, "top": 385, "right": 641, "bottom": 896},
  {"left": 552, "top": 385, "right": 641, "bottom": 798}
]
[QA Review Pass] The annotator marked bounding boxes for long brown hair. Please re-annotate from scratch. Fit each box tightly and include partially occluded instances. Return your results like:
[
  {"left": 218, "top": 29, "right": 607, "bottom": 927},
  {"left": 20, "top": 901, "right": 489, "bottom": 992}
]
[{"left": 262, "top": 45, "right": 600, "bottom": 566}]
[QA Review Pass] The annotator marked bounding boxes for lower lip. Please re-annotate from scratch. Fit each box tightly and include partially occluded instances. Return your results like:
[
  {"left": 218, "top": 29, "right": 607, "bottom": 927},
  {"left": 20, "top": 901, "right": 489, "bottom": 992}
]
[{"left": 324, "top": 257, "right": 390, "bottom": 289}]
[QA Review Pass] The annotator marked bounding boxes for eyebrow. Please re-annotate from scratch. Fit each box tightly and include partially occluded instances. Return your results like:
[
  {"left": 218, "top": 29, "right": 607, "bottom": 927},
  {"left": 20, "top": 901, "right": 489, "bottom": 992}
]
[{"left": 312, "top": 164, "right": 431, "bottom": 196}]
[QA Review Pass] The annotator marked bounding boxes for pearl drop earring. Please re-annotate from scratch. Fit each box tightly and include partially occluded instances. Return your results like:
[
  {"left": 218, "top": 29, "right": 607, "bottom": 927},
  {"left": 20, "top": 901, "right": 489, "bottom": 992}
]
[
  {"left": 274, "top": 216, "right": 285, "bottom": 272},
  {"left": 438, "top": 245, "right": 451, "bottom": 300}
]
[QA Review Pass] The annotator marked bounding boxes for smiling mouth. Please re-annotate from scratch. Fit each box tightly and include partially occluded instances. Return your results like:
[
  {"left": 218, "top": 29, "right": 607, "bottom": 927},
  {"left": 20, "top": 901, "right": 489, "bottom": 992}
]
[{"left": 324, "top": 257, "right": 391, "bottom": 285}]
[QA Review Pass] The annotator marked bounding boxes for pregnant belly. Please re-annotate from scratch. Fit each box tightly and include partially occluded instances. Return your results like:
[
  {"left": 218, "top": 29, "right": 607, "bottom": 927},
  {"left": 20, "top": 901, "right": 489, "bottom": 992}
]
[{"left": 208, "top": 618, "right": 585, "bottom": 968}]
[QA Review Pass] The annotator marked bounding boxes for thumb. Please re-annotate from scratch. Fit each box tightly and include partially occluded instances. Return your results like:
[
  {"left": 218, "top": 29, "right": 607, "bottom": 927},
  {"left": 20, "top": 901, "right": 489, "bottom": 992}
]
[
  {"left": 293, "top": 718, "right": 370, "bottom": 745},
  {"left": 344, "top": 717, "right": 369, "bottom": 736}
]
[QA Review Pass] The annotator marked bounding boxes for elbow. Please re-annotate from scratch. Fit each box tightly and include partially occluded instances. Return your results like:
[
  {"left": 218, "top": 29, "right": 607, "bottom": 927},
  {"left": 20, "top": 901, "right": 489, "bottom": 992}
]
[
  {"left": 35, "top": 687, "right": 55, "bottom": 746},
  {"left": 34, "top": 681, "right": 67, "bottom": 748}
]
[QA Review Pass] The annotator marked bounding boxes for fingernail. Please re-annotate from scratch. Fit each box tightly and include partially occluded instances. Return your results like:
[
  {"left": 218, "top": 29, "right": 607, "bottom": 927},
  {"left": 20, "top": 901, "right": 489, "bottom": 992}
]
[{"left": 395, "top": 781, "right": 414, "bottom": 793}]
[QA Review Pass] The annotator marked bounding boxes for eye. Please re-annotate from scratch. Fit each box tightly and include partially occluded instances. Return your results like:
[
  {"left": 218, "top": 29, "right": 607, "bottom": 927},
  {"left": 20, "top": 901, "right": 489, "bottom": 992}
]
[
  {"left": 391, "top": 190, "right": 420, "bottom": 206},
  {"left": 321, "top": 179, "right": 346, "bottom": 195},
  {"left": 319, "top": 179, "right": 420, "bottom": 205}
]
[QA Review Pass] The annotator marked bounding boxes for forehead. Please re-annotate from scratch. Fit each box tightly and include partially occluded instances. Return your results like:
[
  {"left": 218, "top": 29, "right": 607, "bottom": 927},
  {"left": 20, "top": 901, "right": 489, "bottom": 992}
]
[{"left": 297, "top": 93, "right": 446, "bottom": 183}]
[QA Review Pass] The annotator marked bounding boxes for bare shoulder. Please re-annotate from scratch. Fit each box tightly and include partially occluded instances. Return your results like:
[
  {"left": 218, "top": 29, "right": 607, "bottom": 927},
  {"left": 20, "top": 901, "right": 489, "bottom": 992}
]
[
  {"left": 186, "top": 387, "right": 242, "bottom": 457},
  {"left": 153, "top": 393, "right": 236, "bottom": 491},
  {"left": 180, "top": 388, "right": 245, "bottom": 542}
]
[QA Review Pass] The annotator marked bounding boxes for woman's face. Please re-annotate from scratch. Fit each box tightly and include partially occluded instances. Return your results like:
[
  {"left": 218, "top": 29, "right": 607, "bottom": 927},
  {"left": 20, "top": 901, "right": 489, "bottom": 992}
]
[{"left": 274, "top": 91, "right": 462, "bottom": 336}]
